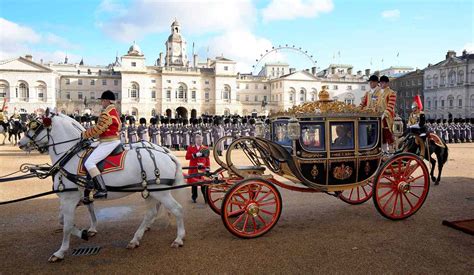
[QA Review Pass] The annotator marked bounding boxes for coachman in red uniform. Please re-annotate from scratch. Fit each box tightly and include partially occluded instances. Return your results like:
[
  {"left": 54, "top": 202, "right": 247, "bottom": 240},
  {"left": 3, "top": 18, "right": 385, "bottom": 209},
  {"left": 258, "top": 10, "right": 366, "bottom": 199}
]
[{"left": 185, "top": 134, "right": 210, "bottom": 203}]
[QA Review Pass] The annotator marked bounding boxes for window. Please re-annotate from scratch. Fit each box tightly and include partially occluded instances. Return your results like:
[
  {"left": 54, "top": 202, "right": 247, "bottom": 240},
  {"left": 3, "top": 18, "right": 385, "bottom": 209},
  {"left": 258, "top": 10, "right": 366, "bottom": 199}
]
[
  {"left": 191, "top": 90, "right": 196, "bottom": 100},
  {"left": 65, "top": 79, "right": 70, "bottom": 85},
  {"left": 77, "top": 70, "right": 80, "bottom": 75},
  {"left": 205, "top": 80, "right": 209, "bottom": 85},
  {"left": 167, "top": 80, "right": 171, "bottom": 83},
  {"left": 178, "top": 85, "right": 187, "bottom": 100},
  {"left": 78, "top": 92, "right": 83, "bottom": 100},
  {"left": 166, "top": 90, "right": 171, "bottom": 101},
  {"left": 333, "top": 85, "right": 338, "bottom": 90},
  {"left": 224, "top": 66, "right": 228, "bottom": 71},
  {"left": 66, "top": 92, "right": 70, "bottom": 100},
  {"left": 102, "top": 79, "right": 107, "bottom": 85},
  {"left": 441, "top": 100, "right": 444, "bottom": 108},
  {"left": 245, "top": 95, "right": 249, "bottom": 102},
  {"left": 0, "top": 84, "right": 7, "bottom": 98},
  {"left": 300, "top": 122, "right": 325, "bottom": 151},
  {"left": 114, "top": 93, "right": 119, "bottom": 100},
  {"left": 458, "top": 71, "right": 464, "bottom": 84},
  {"left": 236, "top": 94, "right": 240, "bottom": 101},
  {"left": 427, "top": 100, "right": 431, "bottom": 108},
  {"left": 151, "top": 90, "right": 156, "bottom": 99},
  {"left": 459, "top": 98, "right": 462, "bottom": 107},
  {"left": 359, "top": 121, "right": 378, "bottom": 149},
  {"left": 131, "top": 62, "right": 137, "bottom": 67},
  {"left": 205, "top": 90, "right": 210, "bottom": 102},
  {"left": 434, "top": 100, "right": 438, "bottom": 109},
  {"left": 448, "top": 71, "right": 456, "bottom": 85},
  {"left": 254, "top": 95, "right": 258, "bottom": 102},
  {"left": 264, "top": 85, "right": 267, "bottom": 90},
  {"left": 130, "top": 83, "right": 139, "bottom": 98},
  {"left": 151, "top": 79, "right": 156, "bottom": 83},
  {"left": 299, "top": 89, "right": 306, "bottom": 102},
  {"left": 78, "top": 79, "right": 83, "bottom": 85},
  {"left": 37, "top": 85, "right": 45, "bottom": 100},
  {"left": 98, "top": 70, "right": 102, "bottom": 76},
  {"left": 289, "top": 93, "right": 294, "bottom": 102},
  {"left": 114, "top": 79, "right": 119, "bottom": 86},
  {"left": 192, "top": 80, "right": 196, "bottom": 84},
  {"left": 440, "top": 73, "right": 446, "bottom": 86},
  {"left": 330, "top": 122, "right": 354, "bottom": 150},
  {"left": 90, "top": 91, "right": 95, "bottom": 99},
  {"left": 361, "top": 85, "right": 366, "bottom": 91},
  {"left": 18, "top": 83, "right": 28, "bottom": 100},
  {"left": 448, "top": 96, "right": 454, "bottom": 108},
  {"left": 344, "top": 98, "right": 354, "bottom": 105},
  {"left": 223, "top": 86, "right": 230, "bottom": 101},
  {"left": 87, "top": 69, "right": 91, "bottom": 75},
  {"left": 433, "top": 75, "right": 438, "bottom": 86},
  {"left": 90, "top": 79, "right": 95, "bottom": 85},
  {"left": 255, "top": 84, "right": 258, "bottom": 89},
  {"left": 245, "top": 84, "right": 249, "bottom": 89},
  {"left": 347, "top": 85, "right": 352, "bottom": 90}
]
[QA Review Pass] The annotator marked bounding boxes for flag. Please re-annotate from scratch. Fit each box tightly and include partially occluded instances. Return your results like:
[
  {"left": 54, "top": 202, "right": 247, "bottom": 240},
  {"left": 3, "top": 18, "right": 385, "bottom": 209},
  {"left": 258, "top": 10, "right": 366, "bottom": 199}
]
[
  {"left": 338, "top": 51, "right": 341, "bottom": 57},
  {"left": 381, "top": 58, "right": 384, "bottom": 63},
  {"left": 397, "top": 52, "right": 399, "bottom": 57}
]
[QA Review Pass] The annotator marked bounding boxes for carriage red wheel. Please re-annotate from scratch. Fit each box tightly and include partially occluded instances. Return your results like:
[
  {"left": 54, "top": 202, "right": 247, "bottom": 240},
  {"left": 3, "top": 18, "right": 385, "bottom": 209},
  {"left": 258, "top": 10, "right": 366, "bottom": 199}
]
[
  {"left": 339, "top": 179, "right": 373, "bottom": 205},
  {"left": 221, "top": 178, "right": 282, "bottom": 238},
  {"left": 207, "top": 183, "right": 232, "bottom": 215},
  {"left": 373, "top": 153, "right": 429, "bottom": 220}
]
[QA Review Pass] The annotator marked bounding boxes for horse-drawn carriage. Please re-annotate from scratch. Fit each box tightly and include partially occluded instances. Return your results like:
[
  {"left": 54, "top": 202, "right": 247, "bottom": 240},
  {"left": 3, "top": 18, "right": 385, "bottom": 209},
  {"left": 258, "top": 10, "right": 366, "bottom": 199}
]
[{"left": 204, "top": 90, "right": 430, "bottom": 238}]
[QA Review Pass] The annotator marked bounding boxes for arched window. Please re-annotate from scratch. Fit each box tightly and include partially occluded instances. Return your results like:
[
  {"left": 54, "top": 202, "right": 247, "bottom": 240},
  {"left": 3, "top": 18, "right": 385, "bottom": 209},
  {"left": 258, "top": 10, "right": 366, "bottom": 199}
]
[
  {"left": 470, "top": 95, "right": 474, "bottom": 107},
  {"left": 344, "top": 93, "right": 355, "bottom": 105},
  {"left": 130, "top": 83, "right": 139, "bottom": 99},
  {"left": 458, "top": 70, "right": 464, "bottom": 84},
  {"left": 299, "top": 88, "right": 306, "bottom": 102},
  {"left": 166, "top": 89, "right": 171, "bottom": 101},
  {"left": 457, "top": 96, "right": 463, "bottom": 107},
  {"left": 433, "top": 74, "right": 438, "bottom": 86},
  {"left": 448, "top": 70, "right": 456, "bottom": 85},
  {"left": 0, "top": 80, "right": 9, "bottom": 98},
  {"left": 440, "top": 72, "right": 446, "bottom": 86},
  {"left": 289, "top": 88, "right": 296, "bottom": 103},
  {"left": 204, "top": 89, "right": 210, "bottom": 102},
  {"left": 18, "top": 82, "right": 28, "bottom": 101},
  {"left": 426, "top": 98, "right": 431, "bottom": 109},
  {"left": 426, "top": 75, "right": 432, "bottom": 88},
  {"left": 36, "top": 81, "right": 46, "bottom": 101},
  {"left": 177, "top": 84, "right": 187, "bottom": 100},
  {"left": 447, "top": 95, "right": 454, "bottom": 108},
  {"left": 471, "top": 69, "right": 474, "bottom": 83}
]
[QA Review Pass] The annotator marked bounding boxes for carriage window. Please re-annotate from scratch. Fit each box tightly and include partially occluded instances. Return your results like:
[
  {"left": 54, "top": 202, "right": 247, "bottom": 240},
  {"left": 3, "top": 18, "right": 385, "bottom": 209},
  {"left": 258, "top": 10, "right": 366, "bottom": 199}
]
[
  {"left": 330, "top": 122, "right": 354, "bottom": 150},
  {"left": 300, "top": 123, "right": 325, "bottom": 151},
  {"left": 359, "top": 121, "right": 378, "bottom": 149},
  {"left": 272, "top": 121, "right": 292, "bottom": 147}
]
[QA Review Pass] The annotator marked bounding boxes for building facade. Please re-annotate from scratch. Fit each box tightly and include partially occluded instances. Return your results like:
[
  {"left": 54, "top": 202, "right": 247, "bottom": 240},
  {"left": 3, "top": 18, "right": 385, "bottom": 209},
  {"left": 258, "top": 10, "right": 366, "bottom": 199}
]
[
  {"left": 423, "top": 50, "right": 474, "bottom": 120},
  {"left": 391, "top": 69, "right": 424, "bottom": 119},
  {"left": 379, "top": 66, "right": 414, "bottom": 78},
  {"left": 0, "top": 20, "right": 372, "bottom": 119}
]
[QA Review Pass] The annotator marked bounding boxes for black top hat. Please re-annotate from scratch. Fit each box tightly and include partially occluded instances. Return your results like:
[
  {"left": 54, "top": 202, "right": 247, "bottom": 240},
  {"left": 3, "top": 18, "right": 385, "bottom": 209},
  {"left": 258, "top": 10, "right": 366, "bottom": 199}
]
[
  {"left": 249, "top": 118, "right": 256, "bottom": 125},
  {"left": 98, "top": 90, "right": 115, "bottom": 100},
  {"left": 150, "top": 117, "right": 156, "bottom": 124},
  {"left": 368, "top": 75, "right": 379, "bottom": 82},
  {"left": 379, "top": 75, "right": 390, "bottom": 83},
  {"left": 139, "top": 117, "right": 146, "bottom": 124}
]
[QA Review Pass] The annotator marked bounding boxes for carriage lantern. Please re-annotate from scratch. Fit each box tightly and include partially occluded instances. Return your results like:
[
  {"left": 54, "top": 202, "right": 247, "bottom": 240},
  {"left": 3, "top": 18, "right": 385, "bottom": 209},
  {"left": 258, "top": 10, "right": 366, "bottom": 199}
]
[
  {"left": 287, "top": 118, "right": 301, "bottom": 140},
  {"left": 392, "top": 115, "right": 404, "bottom": 138},
  {"left": 255, "top": 120, "right": 265, "bottom": 138}
]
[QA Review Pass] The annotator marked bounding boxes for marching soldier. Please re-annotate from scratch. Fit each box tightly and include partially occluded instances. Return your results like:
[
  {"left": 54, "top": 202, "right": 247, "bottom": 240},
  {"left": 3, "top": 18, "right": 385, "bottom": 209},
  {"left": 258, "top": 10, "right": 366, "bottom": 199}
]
[
  {"left": 467, "top": 118, "right": 473, "bottom": 142},
  {"left": 127, "top": 117, "right": 138, "bottom": 143},
  {"left": 137, "top": 117, "right": 148, "bottom": 141},
  {"left": 171, "top": 119, "right": 181, "bottom": 151},
  {"left": 163, "top": 119, "right": 172, "bottom": 149},
  {"left": 212, "top": 117, "right": 225, "bottom": 156},
  {"left": 181, "top": 119, "right": 191, "bottom": 150},
  {"left": 148, "top": 117, "right": 160, "bottom": 145},
  {"left": 241, "top": 118, "right": 250, "bottom": 137},
  {"left": 224, "top": 118, "right": 232, "bottom": 149}
]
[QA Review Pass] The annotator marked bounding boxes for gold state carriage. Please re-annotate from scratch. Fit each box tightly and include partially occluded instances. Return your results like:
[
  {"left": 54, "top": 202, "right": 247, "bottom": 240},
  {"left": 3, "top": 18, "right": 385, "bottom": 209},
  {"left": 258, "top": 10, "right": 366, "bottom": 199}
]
[{"left": 205, "top": 89, "right": 430, "bottom": 238}]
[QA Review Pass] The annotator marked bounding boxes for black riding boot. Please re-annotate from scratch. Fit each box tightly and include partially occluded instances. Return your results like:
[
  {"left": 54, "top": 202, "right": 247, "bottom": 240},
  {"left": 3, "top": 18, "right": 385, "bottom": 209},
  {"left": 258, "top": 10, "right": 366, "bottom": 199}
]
[{"left": 92, "top": 175, "right": 107, "bottom": 199}]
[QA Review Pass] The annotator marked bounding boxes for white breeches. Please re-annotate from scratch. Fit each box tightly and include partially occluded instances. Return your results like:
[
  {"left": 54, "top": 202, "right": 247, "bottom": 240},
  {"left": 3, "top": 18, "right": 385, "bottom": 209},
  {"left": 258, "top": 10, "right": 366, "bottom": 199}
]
[{"left": 84, "top": 140, "right": 121, "bottom": 175}]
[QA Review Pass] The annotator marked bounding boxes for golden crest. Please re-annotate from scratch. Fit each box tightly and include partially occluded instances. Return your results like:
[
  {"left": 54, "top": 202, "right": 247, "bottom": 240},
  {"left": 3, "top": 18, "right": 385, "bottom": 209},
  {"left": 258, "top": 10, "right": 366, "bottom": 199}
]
[
  {"left": 364, "top": 162, "right": 371, "bottom": 176},
  {"left": 333, "top": 163, "right": 353, "bottom": 180},
  {"left": 311, "top": 165, "right": 319, "bottom": 179}
]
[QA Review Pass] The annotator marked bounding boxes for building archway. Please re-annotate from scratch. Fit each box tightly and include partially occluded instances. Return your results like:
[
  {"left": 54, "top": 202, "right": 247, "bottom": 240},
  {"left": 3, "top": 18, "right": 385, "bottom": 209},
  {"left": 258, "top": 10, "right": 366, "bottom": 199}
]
[
  {"left": 176, "top": 106, "right": 188, "bottom": 119},
  {"left": 165, "top": 109, "right": 172, "bottom": 118},
  {"left": 191, "top": 109, "right": 197, "bottom": 119}
]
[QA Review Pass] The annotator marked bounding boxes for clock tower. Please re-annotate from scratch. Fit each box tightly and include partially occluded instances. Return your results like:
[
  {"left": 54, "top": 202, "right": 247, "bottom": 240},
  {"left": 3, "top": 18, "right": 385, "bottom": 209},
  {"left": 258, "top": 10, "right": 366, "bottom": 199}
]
[{"left": 165, "top": 19, "right": 188, "bottom": 67}]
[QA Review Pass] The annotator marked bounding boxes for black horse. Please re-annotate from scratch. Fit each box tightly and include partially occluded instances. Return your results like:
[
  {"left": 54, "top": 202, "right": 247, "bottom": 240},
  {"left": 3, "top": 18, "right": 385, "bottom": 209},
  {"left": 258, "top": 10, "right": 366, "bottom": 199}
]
[
  {"left": 8, "top": 119, "right": 24, "bottom": 145},
  {"left": 399, "top": 132, "right": 449, "bottom": 185}
]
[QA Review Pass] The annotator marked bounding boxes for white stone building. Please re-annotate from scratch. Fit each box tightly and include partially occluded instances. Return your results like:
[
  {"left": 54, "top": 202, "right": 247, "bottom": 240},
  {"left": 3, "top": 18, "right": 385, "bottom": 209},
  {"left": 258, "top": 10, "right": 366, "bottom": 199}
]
[
  {"left": 0, "top": 19, "right": 370, "bottom": 119},
  {"left": 423, "top": 50, "right": 474, "bottom": 119},
  {"left": 379, "top": 66, "right": 414, "bottom": 78}
]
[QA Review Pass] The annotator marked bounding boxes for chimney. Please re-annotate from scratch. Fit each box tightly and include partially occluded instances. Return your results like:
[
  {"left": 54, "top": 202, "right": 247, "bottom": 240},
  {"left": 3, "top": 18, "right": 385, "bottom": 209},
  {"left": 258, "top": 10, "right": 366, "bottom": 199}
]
[
  {"left": 207, "top": 58, "right": 211, "bottom": 67},
  {"left": 193, "top": 54, "right": 198, "bottom": 67},
  {"left": 462, "top": 49, "right": 468, "bottom": 56},
  {"left": 158, "top": 52, "right": 163, "bottom": 66},
  {"left": 311, "top": 67, "right": 317, "bottom": 75},
  {"left": 357, "top": 70, "right": 362, "bottom": 76},
  {"left": 25, "top": 54, "right": 33, "bottom": 61},
  {"left": 347, "top": 67, "right": 353, "bottom": 75},
  {"left": 445, "top": 50, "right": 456, "bottom": 59},
  {"left": 305, "top": 68, "right": 310, "bottom": 72},
  {"left": 365, "top": 69, "right": 370, "bottom": 77},
  {"left": 331, "top": 67, "right": 336, "bottom": 74},
  {"left": 289, "top": 68, "right": 296, "bottom": 73}
]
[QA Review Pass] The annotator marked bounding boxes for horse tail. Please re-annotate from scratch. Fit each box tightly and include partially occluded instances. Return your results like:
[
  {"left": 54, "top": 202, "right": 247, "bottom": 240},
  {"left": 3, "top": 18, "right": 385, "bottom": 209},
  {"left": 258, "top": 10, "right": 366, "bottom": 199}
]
[
  {"left": 441, "top": 143, "right": 449, "bottom": 165},
  {"left": 168, "top": 153, "right": 185, "bottom": 187}
]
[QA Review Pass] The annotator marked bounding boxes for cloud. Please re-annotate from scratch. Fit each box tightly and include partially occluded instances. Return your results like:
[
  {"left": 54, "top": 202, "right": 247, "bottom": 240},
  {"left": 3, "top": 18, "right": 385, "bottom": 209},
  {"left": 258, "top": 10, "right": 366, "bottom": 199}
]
[
  {"left": 0, "top": 18, "right": 79, "bottom": 63},
  {"left": 261, "top": 0, "right": 334, "bottom": 22},
  {"left": 97, "top": 0, "right": 257, "bottom": 42},
  {"left": 381, "top": 9, "right": 400, "bottom": 20}
]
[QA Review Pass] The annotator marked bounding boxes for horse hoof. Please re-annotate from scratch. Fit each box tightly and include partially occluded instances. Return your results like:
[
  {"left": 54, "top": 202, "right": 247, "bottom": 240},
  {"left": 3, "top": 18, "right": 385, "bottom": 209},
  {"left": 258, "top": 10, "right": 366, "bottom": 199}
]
[
  {"left": 431, "top": 177, "right": 436, "bottom": 182},
  {"left": 434, "top": 181, "right": 440, "bottom": 186},
  {"left": 81, "top": 230, "right": 89, "bottom": 241},
  {"left": 126, "top": 242, "right": 139, "bottom": 249},
  {"left": 170, "top": 241, "right": 183, "bottom": 248},
  {"left": 145, "top": 227, "right": 151, "bottom": 232},
  {"left": 87, "top": 231, "right": 97, "bottom": 238},
  {"left": 48, "top": 255, "right": 64, "bottom": 263}
]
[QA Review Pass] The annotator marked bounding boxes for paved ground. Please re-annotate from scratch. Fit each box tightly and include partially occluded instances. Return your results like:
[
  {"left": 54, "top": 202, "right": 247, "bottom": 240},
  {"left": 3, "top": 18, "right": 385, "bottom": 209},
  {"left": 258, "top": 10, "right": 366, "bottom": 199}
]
[{"left": 0, "top": 143, "right": 473, "bottom": 274}]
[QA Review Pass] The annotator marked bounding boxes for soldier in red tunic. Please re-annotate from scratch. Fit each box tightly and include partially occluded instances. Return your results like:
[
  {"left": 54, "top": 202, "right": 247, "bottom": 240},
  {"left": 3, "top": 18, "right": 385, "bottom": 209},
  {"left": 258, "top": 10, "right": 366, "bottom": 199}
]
[
  {"left": 185, "top": 133, "right": 210, "bottom": 203},
  {"left": 82, "top": 90, "right": 121, "bottom": 199}
]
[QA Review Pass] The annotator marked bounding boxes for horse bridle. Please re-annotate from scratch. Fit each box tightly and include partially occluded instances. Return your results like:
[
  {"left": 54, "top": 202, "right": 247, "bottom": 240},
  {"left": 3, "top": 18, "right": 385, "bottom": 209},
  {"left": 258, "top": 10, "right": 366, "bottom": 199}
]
[{"left": 24, "top": 116, "right": 81, "bottom": 154}]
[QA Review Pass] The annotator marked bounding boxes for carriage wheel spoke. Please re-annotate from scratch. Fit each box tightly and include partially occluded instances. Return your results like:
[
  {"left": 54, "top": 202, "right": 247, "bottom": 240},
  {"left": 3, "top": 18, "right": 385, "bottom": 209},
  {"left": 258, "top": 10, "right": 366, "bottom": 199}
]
[
  {"left": 357, "top": 187, "right": 361, "bottom": 201},
  {"left": 382, "top": 175, "right": 397, "bottom": 185},
  {"left": 402, "top": 160, "right": 413, "bottom": 178},
  {"left": 259, "top": 200, "right": 276, "bottom": 207},
  {"left": 257, "top": 214, "right": 267, "bottom": 227},
  {"left": 257, "top": 190, "right": 272, "bottom": 203},
  {"left": 211, "top": 197, "right": 223, "bottom": 204},
  {"left": 242, "top": 214, "right": 250, "bottom": 232},
  {"left": 229, "top": 208, "right": 245, "bottom": 217},
  {"left": 403, "top": 192, "right": 415, "bottom": 210},
  {"left": 362, "top": 185, "right": 369, "bottom": 197},
  {"left": 391, "top": 193, "right": 399, "bottom": 216},
  {"left": 399, "top": 192, "right": 405, "bottom": 215},
  {"left": 405, "top": 174, "right": 424, "bottom": 184},
  {"left": 398, "top": 159, "right": 402, "bottom": 174},
  {"left": 389, "top": 165, "right": 396, "bottom": 178},
  {"left": 349, "top": 188, "right": 354, "bottom": 200},
  {"left": 232, "top": 211, "right": 246, "bottom": 226},
  {"left": 379, "top": 188, "right": 394, "bottom": 200},
  {"left": 405, "top": 163, "right": 420, "bottom": 179},
  {"left": 260, "top": 209, "right": 275, "bottom": 216},
  {"left": 382, "top": 191, "right": 396, "bottom": 210},
  {"left": 253, "top": 185, "right": 263, "bottom": 200},
  {"left": 229, "top": 200, "right": 246, "bottom": 207},
  {"left": 408, "top": 191, "right": 420, "bottom": 199},
  {"left": 251, "top": 216, "right": 257, "bottom": 232}
]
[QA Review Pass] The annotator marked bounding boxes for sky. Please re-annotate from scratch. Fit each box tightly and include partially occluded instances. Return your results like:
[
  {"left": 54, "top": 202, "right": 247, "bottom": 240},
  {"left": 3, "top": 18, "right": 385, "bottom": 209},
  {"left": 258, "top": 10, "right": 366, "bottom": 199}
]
[{"left": 0, "top": 0, "right": 472, "bottom": 74}]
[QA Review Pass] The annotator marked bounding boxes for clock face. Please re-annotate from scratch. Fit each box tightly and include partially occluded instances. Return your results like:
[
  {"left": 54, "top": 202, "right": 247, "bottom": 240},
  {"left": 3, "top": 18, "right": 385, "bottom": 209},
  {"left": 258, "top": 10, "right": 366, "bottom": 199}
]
[{"left": 172, "top": 46, "right": 181, "bottom": 56}]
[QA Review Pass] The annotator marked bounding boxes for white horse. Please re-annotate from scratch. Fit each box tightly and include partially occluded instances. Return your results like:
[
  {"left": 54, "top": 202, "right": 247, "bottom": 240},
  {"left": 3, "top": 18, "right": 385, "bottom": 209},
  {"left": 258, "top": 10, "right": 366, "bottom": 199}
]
[{"left": 18, "top": 111, "right": 186, "bottom": 262}]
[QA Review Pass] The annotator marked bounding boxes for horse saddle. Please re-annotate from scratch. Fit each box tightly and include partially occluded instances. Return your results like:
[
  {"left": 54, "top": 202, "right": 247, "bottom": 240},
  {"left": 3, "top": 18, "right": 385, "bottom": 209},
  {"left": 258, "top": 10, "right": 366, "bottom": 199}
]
[
  {"left": 427, "top": 133, "right": 446, "bottom": 148},
  {"left": 77, "top": 144, "right": 128, "bottom": 177}
]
